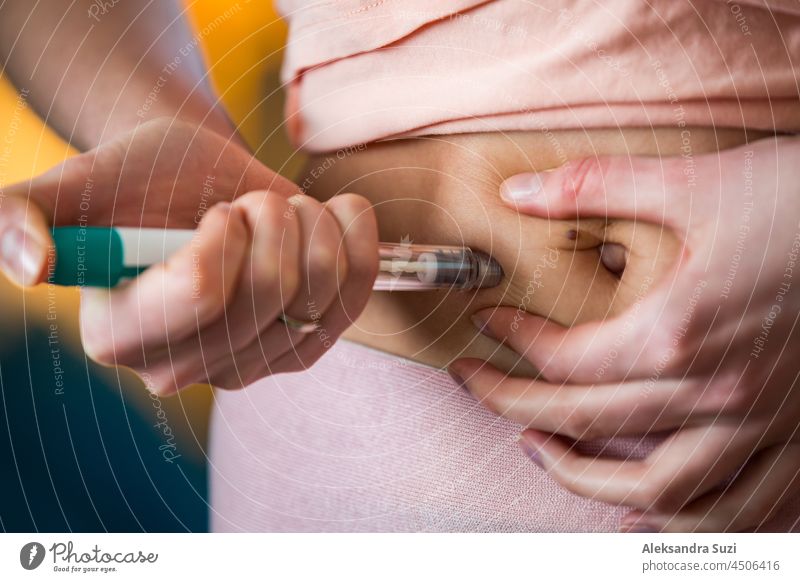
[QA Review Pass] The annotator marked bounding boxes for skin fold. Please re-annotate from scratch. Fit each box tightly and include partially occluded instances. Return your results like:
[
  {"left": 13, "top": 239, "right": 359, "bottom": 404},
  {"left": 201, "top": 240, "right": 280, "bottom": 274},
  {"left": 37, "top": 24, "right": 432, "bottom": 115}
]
[{"left": 302, "top": 127, "right": 755, "bottom": 374}]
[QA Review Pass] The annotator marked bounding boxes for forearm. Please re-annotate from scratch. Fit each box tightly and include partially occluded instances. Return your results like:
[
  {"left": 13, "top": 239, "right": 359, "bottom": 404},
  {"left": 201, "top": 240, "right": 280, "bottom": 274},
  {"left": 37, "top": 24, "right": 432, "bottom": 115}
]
[{"left": 0, "top": 0, "right": 236, "bottom": 150}]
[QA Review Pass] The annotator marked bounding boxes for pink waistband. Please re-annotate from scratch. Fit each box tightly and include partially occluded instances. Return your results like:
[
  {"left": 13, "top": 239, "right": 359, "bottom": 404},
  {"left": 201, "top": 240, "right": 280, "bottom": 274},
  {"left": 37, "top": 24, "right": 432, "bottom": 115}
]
[{"left": 209, "top": 340, "right": 799, "bottom": 532}]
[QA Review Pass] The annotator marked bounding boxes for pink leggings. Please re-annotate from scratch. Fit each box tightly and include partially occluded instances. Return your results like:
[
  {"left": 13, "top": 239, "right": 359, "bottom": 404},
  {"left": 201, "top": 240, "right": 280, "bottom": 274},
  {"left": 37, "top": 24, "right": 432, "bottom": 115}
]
[{"left": 209, "top": 341, "right": 800, "bottom": 532}]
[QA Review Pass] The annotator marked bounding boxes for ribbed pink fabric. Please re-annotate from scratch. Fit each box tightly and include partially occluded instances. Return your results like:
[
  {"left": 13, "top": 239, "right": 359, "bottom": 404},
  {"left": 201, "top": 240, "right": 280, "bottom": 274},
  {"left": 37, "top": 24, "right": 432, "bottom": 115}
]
[
  {"left": 277, "top": 0, "right": 800, "bottom": 152},
  {"left": 210, "top": 340, "right": 800, "bottom": 532}
]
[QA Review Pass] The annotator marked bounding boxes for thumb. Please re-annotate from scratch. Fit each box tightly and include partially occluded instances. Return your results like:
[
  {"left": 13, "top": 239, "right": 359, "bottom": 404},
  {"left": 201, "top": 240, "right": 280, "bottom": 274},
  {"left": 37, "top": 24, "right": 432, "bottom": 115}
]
[
  {"left": 0, "top": 191, "right": 53, "bottom": 287},
  {"left": 499, "top": 154, "right": 696, "bottom": 229}
]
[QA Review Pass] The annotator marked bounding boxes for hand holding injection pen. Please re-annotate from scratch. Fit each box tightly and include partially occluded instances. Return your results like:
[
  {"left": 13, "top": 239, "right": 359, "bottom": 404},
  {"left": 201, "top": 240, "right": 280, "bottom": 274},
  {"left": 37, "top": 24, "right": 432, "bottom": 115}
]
[
  {"left": 0, "top": 121, "right": 394, "bottom": 395},
  {"left": 41, "top": 192, "right": 501, "bottom": 396},
  {"left": 61, "top": 191, "right": 382, "bottom": 395}
]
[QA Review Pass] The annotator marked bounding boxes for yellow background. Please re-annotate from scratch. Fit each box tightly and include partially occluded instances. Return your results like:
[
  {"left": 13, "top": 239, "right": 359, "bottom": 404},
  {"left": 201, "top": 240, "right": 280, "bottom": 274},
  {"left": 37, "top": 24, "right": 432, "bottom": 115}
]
[{"left": 0, "top": 0, "right": 291, "bottom": 458}]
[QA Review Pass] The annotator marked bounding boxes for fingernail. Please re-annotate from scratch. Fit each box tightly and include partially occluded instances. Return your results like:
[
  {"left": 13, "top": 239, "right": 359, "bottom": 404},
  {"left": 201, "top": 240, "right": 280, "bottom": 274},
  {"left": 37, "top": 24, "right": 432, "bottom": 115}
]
[
  {"left": 500, "top": 173, "right": 543, "bottom": 204},
  {"left": 620, "top": 524, "right": 657, "bottom": 533},
  {"left": 0, "top": 227, "right": 45, "bottom": 286},
  {"left": 471, "top": 313, "right": 499, "bottom": 342},
  {"left": 517, "top": 434, "right": 545, "bottom": 469}
]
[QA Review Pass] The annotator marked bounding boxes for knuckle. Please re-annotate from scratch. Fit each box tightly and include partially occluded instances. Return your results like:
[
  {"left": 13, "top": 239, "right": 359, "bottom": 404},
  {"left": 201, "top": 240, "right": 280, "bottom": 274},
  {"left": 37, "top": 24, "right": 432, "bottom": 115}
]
[
  {"left": 561, "top": 407, "right": 595, "bottom": 440},
  {"left": 717, "top": 380, "right": 758, "bottom": 416},
  {"left": 549, "top": 391, "right": 600, "bottom": 440},
  {"left": 641, "top": 325, "right": 679, "bottom": 372},
  {"left": 562, "top": 157, "right": 609, "bottom": 206},
  {"left": 306, "top": 241, "right": 339, "bottom": 283},
  {"left": 233, "top": 193, "right": 266, "bottom": 221},
  {"left": 695, "top": 369, "right": 760, "bottom": 417},
  {"left": 335, "top": 245, "right": 349, "bottom": 283},
  {"left": 551, "top": 398, "right": 580, "bottom": 434},
  {"left": 263, "top": 198, "right": 302, "bottom": 299},
  {"left": 190, "top": 274, "right": 227, "bottom": 322},
  {"left": 250, "top": 202, "right": 283, "bottom": 271},
  {"left": 664, "top": 158, "right": 690, "bottom": 193},
  {"left": 575, "top": 420, "right": 603, "bottom": 441},
  {"left": 278, "top": 260, "right": 300, "bottom": 301},
  {"left": 650, "top": 485, "right": 686, "bottom": 514},
  {"left": 148, "top": 115, "right": 178, "bottom": 130},
  {"left": 650, "top": 494, "right": 684, "bottom": 514},
  {"left": 633, "top": 474, "right": 681, "bottom": 512},
  {"left": 693, "top": 377, "right": 731, "bottom": 414},
  {"left": 263, "top": 190, "right": 292, "bottom": 220},
  {"left": 256, "top": 256, "right": 282, "bottom": 293},
  {"left": 632, "top": 479, "right": 662, "bottom": 510},
  {"left": 334, "top": 192, "right": 371, "bottom": 215},
  {"left": 537, "top": 358, "right": 571, "bottom": 384}
]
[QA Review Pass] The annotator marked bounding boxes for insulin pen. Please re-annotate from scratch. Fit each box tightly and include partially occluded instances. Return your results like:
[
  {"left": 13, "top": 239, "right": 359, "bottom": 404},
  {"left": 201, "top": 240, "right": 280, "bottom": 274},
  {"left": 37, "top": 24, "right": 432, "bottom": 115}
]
[{"left": 48, "top": 227, "right": 504, "bottom": 291}]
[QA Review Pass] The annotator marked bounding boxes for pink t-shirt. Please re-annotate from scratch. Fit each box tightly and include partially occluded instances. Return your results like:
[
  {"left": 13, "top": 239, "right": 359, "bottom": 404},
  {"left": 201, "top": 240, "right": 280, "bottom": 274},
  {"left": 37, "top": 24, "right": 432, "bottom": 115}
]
[{"left": 277, "top": 0, "right": 800, "bottom": 152}]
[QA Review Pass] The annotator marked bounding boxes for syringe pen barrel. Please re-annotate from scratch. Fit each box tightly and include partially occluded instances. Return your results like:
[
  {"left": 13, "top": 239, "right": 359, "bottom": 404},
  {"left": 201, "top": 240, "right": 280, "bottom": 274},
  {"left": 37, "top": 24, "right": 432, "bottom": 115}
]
[
  {"left": 48, "top": 227, "right": 504, "bottom": 291},
  {"left": 374, "top": 242, "right": 503, "bottom": 291}
]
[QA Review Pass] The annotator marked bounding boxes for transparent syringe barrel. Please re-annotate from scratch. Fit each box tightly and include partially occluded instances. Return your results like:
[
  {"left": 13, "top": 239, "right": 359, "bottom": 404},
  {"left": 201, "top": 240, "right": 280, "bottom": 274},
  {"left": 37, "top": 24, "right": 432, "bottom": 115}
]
[{"left": 374, "top": 242, "right": 499, "bottom": 291}]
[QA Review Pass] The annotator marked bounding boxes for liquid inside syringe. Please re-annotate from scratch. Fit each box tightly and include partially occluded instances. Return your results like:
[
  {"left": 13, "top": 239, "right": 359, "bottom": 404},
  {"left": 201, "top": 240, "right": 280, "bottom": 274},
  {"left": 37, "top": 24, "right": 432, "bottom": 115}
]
[{"left": 375, "top": 242, "right": 503, "bottom": 291}]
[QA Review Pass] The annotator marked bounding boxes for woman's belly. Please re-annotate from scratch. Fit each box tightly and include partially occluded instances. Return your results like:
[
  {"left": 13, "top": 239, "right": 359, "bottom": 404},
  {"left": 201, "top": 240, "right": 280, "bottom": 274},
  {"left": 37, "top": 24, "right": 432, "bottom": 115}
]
[{"left": 303, "top": 127, "right": 760, "bottom": 370}]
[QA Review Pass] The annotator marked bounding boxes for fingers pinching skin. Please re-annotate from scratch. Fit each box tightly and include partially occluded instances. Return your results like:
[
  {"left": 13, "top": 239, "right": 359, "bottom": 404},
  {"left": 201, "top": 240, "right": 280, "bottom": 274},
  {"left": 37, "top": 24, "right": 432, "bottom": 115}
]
[
  {"left": 498, "top": 152, "right": 722, "bottom": 231},
  {"left": 468, "top": 305, "right": 673, "bottom": 384},
  {"left": 451, "top": 358, "right": 701, "bottom": 439},
  {"left": 620, "top": 443, "right": 800, "bottom": 532},
  {"left": 518, "top": 424, "right": 762, "bottom": 513},
  {"left": 487, "top": 138, "right": 800, "bottom": 531},
  {"left": 79, "top": 202, "right": 248, "bottom": 366}
]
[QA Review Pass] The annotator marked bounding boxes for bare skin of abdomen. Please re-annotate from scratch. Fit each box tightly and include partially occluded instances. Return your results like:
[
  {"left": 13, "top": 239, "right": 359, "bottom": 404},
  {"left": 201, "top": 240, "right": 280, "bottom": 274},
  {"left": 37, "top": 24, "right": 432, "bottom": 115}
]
[{"left": 302, "top": 127, "right": 761, "bottom": 373}]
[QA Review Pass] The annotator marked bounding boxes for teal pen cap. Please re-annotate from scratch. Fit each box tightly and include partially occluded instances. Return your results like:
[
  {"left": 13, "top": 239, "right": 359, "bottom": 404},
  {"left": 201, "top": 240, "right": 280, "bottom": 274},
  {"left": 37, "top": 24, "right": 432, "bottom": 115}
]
[
  {"left": 50, "top": 226, "right": 127, "bottom": 287},
  {"left": 49, "top": 226, "right": 195, "bottom": 287}
]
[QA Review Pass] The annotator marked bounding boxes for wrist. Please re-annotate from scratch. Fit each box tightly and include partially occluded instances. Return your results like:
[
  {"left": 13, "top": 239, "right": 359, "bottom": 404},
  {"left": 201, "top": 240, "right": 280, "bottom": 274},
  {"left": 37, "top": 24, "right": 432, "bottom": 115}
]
[{"left": 94, "top": 76, "right": 245, "bottom": 150}]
